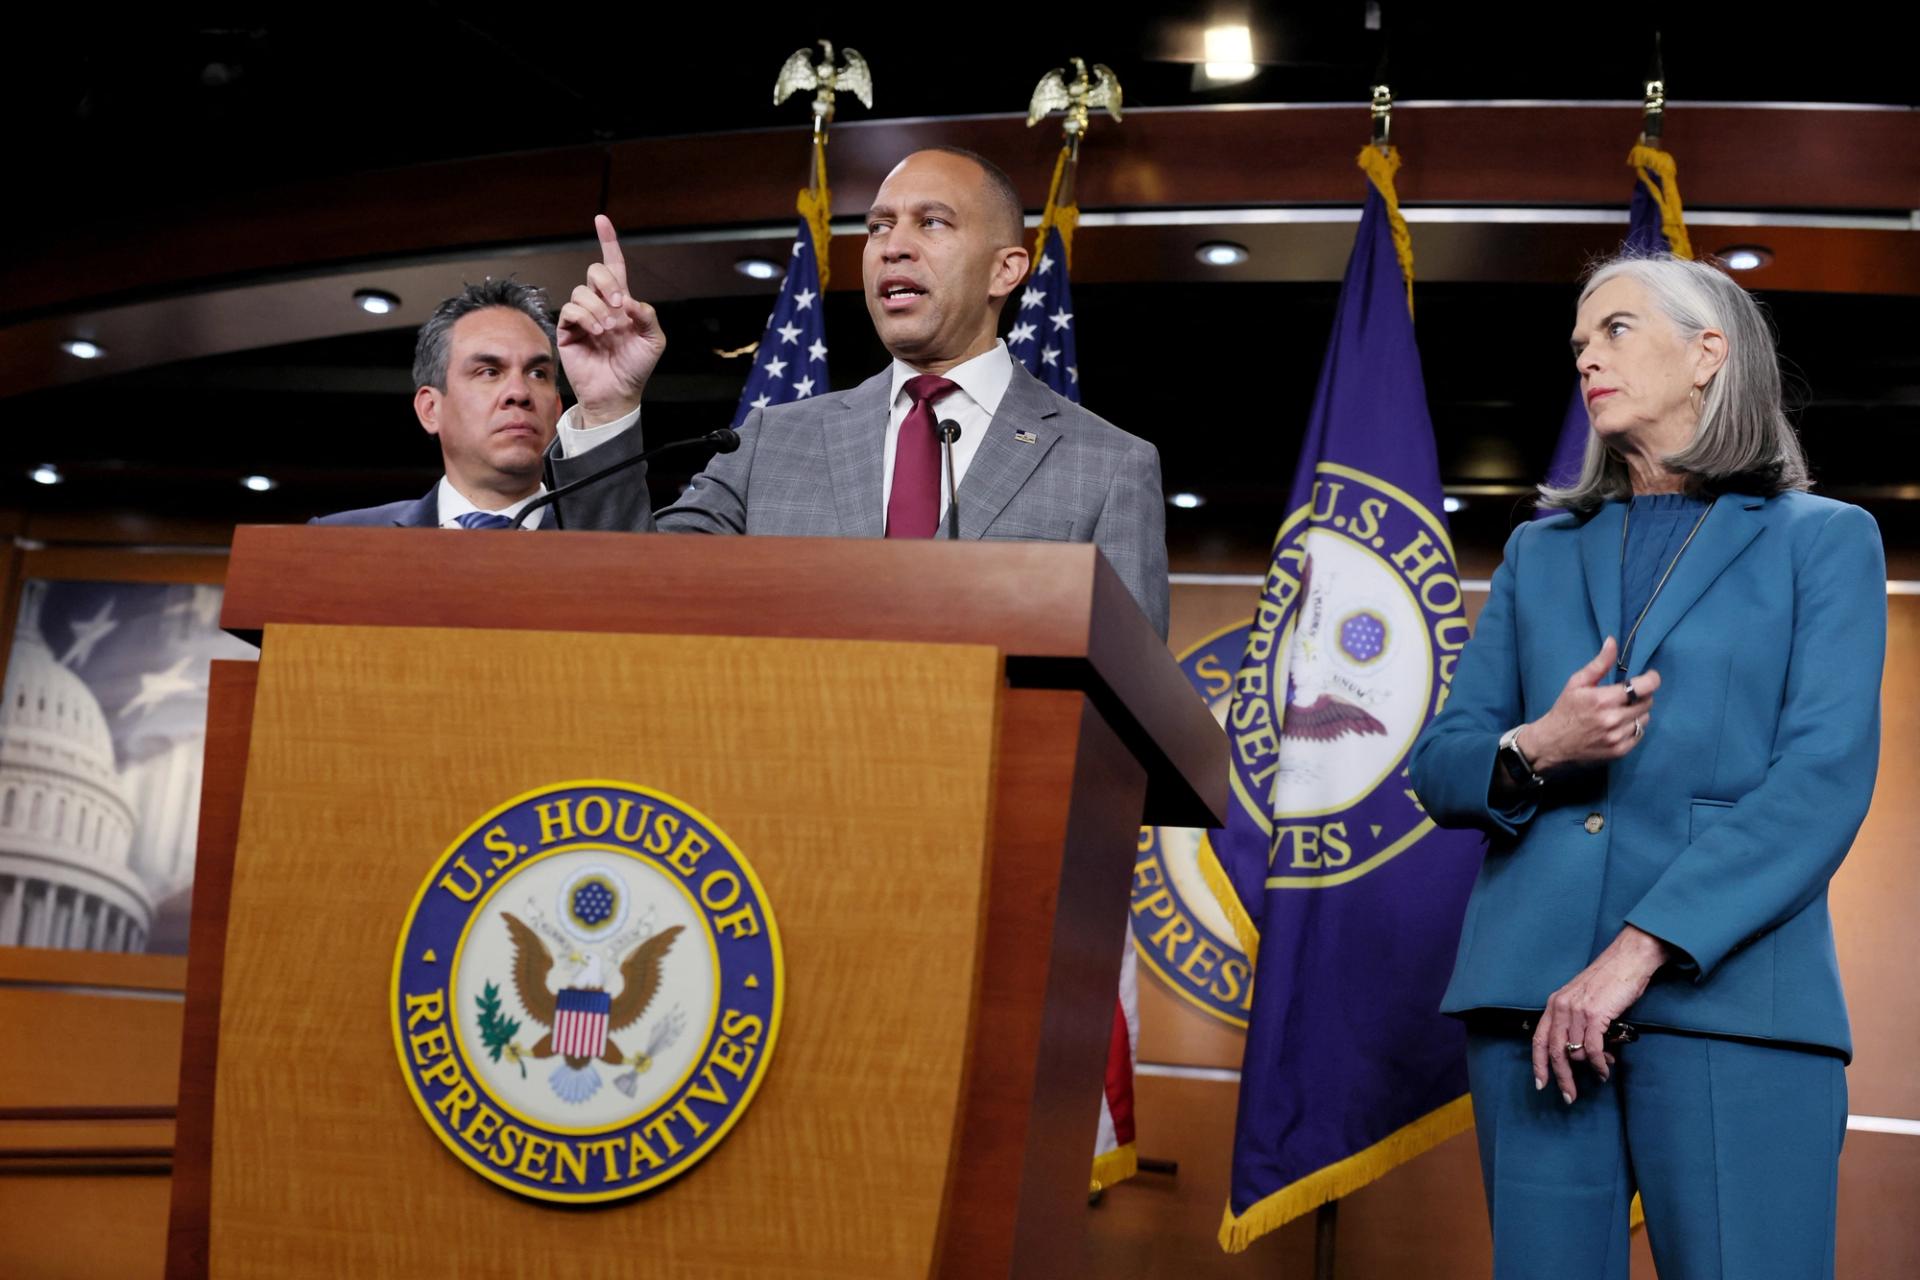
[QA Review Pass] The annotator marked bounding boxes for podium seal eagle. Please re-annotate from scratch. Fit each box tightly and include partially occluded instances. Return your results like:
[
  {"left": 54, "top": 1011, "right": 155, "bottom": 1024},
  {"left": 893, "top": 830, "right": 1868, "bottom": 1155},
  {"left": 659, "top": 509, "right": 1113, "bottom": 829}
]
[{"left": 391, "top": 781, "right": 783, "bottom": 1203}]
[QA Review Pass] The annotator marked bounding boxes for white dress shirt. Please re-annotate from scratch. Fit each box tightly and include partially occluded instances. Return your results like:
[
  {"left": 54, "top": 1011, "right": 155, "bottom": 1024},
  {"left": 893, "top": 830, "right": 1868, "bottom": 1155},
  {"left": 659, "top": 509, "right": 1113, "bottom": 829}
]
[
  {"left": 434, "top": 476, "right": 549, "bottom": 529},
  {"left": 435, "top": 405, "right": 640, "bottom": 528},
  {"left": 879, "top": 341, "right": 1012, "bottom": 522}
]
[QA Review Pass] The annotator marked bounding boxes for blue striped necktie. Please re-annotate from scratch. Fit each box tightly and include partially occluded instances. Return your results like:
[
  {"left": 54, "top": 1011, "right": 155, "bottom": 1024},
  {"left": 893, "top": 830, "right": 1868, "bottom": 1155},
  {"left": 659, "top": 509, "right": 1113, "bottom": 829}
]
[{"left": 455, "top": 511, "right": 516, "bottom": 530}]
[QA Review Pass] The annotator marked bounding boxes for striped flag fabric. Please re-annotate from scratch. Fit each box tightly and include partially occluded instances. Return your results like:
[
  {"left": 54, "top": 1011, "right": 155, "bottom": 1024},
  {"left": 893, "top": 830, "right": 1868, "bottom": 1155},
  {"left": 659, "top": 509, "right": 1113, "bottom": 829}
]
[
  {"left": 553, "top": 987, "right": 612, "bottom": 1059},
  {"left": 1015, "top": 144, "right": 1135, "bottom": 1191}
]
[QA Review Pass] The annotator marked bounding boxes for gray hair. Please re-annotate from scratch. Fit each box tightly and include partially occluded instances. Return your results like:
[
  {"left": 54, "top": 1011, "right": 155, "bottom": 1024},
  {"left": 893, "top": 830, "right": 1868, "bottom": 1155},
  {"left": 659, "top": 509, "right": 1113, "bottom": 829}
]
[
  {"left": 1538, "top": 251, "right": 1811, "bottom": 514},
  {"left": 411, "top": 278, "right": 558, "bottom": 391}
]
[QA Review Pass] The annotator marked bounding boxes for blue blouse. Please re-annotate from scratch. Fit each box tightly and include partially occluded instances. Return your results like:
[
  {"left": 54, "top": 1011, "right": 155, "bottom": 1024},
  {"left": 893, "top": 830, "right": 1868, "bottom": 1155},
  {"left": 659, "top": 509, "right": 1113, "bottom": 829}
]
[{"left": 1620, "top": 492, "right": 1712, "bottom": 665}]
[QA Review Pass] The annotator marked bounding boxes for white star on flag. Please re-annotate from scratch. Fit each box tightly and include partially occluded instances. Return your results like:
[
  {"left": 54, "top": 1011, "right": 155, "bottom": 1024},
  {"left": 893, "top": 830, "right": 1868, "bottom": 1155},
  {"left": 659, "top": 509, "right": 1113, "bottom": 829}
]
[
  {"left": 732, "top": 214, "right": 830, "bottom": 427},
  {"left": 794, "top": 376, "right": 816, "bottom": 398},
  {"left": 120, "top": 655, "right": 201, "bottom": 719},
  {"left": 59, "top": 599, "right": 118, "bottom": 668},
  {"left": 1012, "top": 226, "right": 1081, "bottom": 402},
  {"left": 1020, "top": 287, "right": 1046, "bottom": 310}
]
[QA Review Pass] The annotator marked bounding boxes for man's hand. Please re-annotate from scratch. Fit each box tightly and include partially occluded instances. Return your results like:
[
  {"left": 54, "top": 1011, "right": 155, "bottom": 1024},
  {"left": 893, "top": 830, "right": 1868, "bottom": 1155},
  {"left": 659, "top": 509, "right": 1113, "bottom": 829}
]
[{"left": 557, "top": 215, "right": 666, "bottom": 427}]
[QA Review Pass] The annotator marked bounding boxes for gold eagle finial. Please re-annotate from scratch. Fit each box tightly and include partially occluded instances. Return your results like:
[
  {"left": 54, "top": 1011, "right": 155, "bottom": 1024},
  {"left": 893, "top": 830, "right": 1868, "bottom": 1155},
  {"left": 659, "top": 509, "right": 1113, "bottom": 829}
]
[
  {"left": 774, "top": 39, "right": 874, "bottom": 137},
  {"left": 1026, "top": 57, "right": 1123, "bottom": 141}
]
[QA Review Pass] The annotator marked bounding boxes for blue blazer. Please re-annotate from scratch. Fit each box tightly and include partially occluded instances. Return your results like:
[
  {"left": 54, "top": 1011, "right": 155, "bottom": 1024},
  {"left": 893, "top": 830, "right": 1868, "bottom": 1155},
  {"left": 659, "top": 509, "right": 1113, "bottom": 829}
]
[{"left": 1409, "top": 490, "right": 1885, "bottom": 1058}]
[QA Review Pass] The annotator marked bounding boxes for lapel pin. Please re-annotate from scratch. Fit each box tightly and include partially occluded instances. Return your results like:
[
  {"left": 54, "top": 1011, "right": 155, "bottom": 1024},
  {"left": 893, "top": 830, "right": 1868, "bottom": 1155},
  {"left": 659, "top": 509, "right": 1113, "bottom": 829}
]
[{"left": 1013, "top": 430, "right": 1038, "bottom": 445}]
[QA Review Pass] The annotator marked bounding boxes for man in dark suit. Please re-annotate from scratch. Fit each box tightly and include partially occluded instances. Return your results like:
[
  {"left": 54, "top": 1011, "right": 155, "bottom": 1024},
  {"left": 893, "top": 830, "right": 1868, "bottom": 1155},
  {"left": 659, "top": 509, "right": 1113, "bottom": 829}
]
[
  {"left": 554, "top": 148, "right": 1170, "bottom": 637},
  {"left": 313, "top": 276, "right": 649, "bottom": 530}
]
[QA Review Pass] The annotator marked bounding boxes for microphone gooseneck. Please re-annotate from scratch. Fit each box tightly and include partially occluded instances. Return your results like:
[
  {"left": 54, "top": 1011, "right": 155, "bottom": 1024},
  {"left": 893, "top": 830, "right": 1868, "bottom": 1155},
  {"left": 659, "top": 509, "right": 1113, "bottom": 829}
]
[
  {"left": 937, "top": 420, "right": 963, "bottom": 540},
  {"left": 509, "top": 426, "right": 739, "bottom": 529}
]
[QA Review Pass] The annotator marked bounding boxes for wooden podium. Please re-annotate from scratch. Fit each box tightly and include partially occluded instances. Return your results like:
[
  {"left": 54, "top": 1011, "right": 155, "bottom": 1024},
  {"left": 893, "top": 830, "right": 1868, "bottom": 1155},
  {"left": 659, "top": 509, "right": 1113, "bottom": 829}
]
[{"left": 166, "top": 527, "right": 1225, "bottom": 1279}]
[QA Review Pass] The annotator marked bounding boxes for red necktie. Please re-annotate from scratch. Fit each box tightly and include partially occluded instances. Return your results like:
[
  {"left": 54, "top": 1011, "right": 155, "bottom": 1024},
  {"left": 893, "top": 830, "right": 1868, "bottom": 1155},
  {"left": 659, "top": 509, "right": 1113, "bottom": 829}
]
[{"left": 885, "top": 374, "right": 957, "bottom": 538}]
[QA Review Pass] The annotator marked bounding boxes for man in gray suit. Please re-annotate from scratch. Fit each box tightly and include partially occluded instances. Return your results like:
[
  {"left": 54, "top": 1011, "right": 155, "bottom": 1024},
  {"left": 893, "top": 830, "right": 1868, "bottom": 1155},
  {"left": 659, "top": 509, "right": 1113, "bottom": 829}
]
[{"left": 556, "top": 147, "right": 1170, "bottom": 636}]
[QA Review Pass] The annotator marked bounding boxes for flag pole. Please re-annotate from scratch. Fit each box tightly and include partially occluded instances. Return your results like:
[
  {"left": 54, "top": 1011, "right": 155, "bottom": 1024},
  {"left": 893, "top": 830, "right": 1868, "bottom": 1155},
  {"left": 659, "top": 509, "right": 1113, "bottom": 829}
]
[{"left": 1307, "top": 83, "right": 1397, "bottom": 1279}]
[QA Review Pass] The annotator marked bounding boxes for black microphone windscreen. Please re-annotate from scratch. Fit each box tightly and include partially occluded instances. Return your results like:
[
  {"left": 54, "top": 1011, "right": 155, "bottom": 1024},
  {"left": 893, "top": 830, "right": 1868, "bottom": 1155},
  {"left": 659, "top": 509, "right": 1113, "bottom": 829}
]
[{"left": 937, "top": 420, "right": 963, "bottom": 443}]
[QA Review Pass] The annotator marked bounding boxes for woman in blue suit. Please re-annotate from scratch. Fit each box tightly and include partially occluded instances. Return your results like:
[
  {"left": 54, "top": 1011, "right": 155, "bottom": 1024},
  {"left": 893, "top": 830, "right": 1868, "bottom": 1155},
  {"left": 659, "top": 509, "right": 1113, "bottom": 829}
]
[{"left": 1410, "top": 252, "right": 1884, "bottom": 1280}]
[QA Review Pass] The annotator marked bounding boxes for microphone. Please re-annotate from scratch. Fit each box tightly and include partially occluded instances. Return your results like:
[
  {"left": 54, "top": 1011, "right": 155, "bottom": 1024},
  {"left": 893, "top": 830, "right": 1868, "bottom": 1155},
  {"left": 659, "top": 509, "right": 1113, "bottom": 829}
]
[
  {"left": 937, "top": 420, "right": 962, "bottom": 540},
  {"left": 509, "top": 427, "right": 741, "bottom": 529}
]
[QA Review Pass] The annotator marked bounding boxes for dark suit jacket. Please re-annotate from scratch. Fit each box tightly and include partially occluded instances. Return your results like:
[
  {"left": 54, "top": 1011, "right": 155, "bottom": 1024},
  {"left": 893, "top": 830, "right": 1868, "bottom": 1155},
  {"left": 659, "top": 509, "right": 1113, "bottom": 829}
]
[{"left": 311, "top": 428, "right": 651, "bottom": 529}]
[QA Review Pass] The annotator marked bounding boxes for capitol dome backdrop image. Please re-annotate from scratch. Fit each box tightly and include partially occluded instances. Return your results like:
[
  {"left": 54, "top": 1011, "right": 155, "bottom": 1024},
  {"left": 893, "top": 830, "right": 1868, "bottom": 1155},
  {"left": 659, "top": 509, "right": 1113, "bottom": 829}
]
[{"left": 0, "top": 579, "right": 255, "bottom": 954}]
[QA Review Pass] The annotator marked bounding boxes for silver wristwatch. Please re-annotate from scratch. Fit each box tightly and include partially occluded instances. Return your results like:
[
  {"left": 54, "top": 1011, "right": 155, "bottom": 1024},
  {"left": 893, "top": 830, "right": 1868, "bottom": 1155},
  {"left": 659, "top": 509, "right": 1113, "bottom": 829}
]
[{"left": 1497, "top": 725, "right": 1547, "bottom": 789}]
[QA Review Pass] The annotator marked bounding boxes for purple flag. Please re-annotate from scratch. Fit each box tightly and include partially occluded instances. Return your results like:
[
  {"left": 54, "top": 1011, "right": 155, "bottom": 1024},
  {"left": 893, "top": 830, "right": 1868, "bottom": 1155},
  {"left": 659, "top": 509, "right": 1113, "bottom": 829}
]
[{"left": 1214, "top": 161, "right": 1486, "bottom": 1250}]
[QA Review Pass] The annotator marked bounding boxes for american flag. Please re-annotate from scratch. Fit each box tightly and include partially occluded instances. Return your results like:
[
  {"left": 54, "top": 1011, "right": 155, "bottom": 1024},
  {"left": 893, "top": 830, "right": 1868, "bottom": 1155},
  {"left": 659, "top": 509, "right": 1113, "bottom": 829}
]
[
  {"left": 552, "top": 987, "right": 612, "bottom": 1058},
  {"left": 731, "top": 217, "right": 829, "bottom": 428},
  {"left": 1008, "top": 224, "right": 1079, "bottom": 402}
]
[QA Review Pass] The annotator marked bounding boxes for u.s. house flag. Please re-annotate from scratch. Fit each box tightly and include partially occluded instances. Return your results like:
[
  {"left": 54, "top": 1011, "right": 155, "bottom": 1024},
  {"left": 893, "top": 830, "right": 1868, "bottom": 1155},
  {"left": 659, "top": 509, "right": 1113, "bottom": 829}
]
[{"left": 1208, "top": 146, "right": 1485, "bottom": 1251}]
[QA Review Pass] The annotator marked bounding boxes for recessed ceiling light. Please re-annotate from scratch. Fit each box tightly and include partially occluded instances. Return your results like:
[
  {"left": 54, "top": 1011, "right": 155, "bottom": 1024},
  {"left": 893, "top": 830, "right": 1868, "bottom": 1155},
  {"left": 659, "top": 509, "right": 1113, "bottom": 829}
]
[
  {"left": 240, "top": 474, "right": 278, "bottom": 492},
  {"left": 1443, "top": 496, "right": 1465, "bottom": 513},
  {"left": 1201, "top": 24, "right": 1257, "bottom": 84},
  {"left": 1717, "top": 246, "right": 1773, "bottom": 272},
  {"left": 354, "top": 289, "right": 401, "bottom": 315},
  {"left": 1196, "top": 242, "right": 1250, "bottom": 267},
  {"left": 30, "top": 464, "right": 62, "bottom": 486},
  {"left": 60, "top": 339, "right": 105, "bottom": 360},
  {"left": 1169, "top": 492, "right": 1206, "bottom": 509},
  {"left": 734, "top": 258, "right": 782, "bottom": 281}
]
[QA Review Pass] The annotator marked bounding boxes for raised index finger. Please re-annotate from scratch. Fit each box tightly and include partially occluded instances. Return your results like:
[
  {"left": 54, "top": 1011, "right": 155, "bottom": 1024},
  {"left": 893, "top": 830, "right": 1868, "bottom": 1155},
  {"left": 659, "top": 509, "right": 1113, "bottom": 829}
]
[{"left": 594, "top": 214, "right": 628, "bottom": 293}]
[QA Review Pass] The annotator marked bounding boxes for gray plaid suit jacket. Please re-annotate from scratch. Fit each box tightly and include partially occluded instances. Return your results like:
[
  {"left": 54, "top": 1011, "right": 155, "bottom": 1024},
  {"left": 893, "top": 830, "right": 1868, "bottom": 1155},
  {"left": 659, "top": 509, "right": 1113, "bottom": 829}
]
[{"left": 643, "top": 360, "right": 1169, "bottom": 638}]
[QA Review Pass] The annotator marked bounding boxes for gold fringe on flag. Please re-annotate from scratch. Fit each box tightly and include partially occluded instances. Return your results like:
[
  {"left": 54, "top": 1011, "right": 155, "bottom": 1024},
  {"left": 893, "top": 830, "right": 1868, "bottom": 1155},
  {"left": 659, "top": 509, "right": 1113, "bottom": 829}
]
[
  {"left": 795, "top": 132, "right": 834, "bottom": 288},
  {"left": 1218, "top": 1095, "right": 1475, "bottom": 1252},
  {"left": 1198, "top": 838, "right": 1262, "bottom": 967},
  {"left": 1626, "top": 142, "right": 1693, "bottom": 260},
  {"left": 1355, "top": 145, "right": 1415, "bottom": 317},
  {"left": 1090, "top": 1141, "right": 1139, "bottom": 1193},
  {"left": 1033, "top": 143, "right": 1081, "bottom": 269}
]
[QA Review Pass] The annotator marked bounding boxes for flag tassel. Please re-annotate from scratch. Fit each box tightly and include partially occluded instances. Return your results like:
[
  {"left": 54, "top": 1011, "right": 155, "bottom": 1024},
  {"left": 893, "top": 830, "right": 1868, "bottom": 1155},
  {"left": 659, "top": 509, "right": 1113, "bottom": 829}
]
[{"left": 1626, "top": 142, "right": 1693, "bottom": 260}]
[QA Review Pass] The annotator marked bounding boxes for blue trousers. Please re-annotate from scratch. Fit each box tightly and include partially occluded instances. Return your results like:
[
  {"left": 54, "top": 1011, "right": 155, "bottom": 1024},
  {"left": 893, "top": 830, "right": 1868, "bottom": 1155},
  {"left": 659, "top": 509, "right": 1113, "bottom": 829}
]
[{"left": 1466, "top": 1029, "right": 1846, "bottom": 1280}]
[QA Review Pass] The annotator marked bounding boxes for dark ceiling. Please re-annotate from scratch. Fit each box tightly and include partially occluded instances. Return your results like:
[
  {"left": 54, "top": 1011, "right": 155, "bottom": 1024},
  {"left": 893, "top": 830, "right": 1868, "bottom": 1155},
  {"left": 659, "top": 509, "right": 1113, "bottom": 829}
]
[
  {"left": 6, "top": 5, "right": 1917, "bottom": 562},
  {"left": 12, "top": 5, "right": 1913, "bottom": 243}
]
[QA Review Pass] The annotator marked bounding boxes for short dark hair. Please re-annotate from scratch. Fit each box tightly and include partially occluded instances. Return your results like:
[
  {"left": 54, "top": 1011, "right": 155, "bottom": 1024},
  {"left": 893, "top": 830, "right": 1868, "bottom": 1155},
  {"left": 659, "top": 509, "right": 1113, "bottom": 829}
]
[
  {"left": 412, "top": 278, "right": 557, "bottom": 391},
  {"left": 924, "top": 145, "right": 1026, "bottom": 249}
]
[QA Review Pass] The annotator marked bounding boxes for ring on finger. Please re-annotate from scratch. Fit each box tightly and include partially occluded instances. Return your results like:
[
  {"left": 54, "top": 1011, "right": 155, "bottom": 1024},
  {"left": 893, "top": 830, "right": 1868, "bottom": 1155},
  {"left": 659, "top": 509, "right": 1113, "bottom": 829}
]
[
  {"left": 1623, "top": 678, "right": 1638, "bottom": 706},
  {"left": 1566, "top": 1042, "right": 1584, "bottom": 1052},
  {"left": 1632, "top": 718, "right": 1644, "bottom": 739}
]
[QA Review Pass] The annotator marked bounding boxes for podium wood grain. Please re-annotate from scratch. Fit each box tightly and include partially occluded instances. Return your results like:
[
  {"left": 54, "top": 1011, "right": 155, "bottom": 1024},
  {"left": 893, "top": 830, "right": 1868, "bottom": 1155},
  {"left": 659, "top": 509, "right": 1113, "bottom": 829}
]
[{"left": 209, "top": 626, "right": 1002, "bottom": 1278}]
